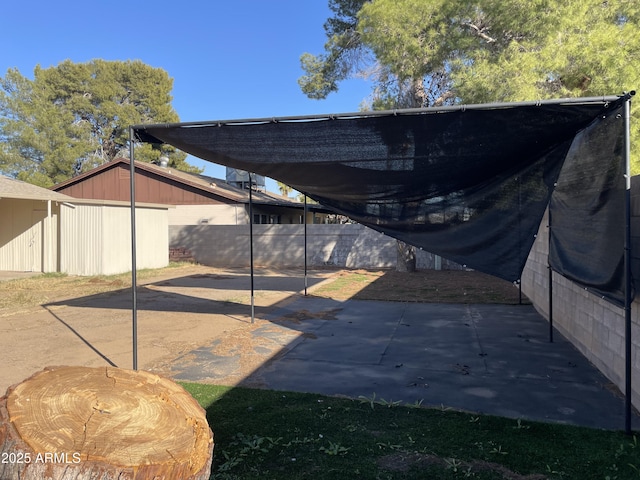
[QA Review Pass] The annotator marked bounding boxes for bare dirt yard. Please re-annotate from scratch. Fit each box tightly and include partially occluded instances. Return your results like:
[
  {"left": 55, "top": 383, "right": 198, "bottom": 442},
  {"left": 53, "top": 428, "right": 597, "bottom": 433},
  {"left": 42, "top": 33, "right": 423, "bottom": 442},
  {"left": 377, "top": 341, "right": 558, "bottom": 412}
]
[
  {"left": 0, "top": 264, "right": 525, "bottom": 394},
  {"left": 311, "top": 268, "right": 526, "bottom": 304}
]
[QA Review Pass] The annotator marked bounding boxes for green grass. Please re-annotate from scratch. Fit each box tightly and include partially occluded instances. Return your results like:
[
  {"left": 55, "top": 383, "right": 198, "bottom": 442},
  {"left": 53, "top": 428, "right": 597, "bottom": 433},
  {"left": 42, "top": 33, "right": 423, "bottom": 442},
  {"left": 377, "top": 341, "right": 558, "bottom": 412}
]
[
  {"left": 181, "top": 383, "right": 640, "bottom": 480},
  {"left": 313, "top": 272, "right": 375, "bottom": 296}
]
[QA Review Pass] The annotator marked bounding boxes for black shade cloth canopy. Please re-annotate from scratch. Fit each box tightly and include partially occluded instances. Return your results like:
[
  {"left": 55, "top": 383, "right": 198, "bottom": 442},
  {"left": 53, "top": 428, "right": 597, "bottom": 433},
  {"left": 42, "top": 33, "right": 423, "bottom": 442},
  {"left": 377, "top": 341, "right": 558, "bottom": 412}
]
[
  {"left": 133, "top": 96, "right": 629, "bottom": 303},
  {"left": 549, "top": 103, "right": 628, "bottom": 306}
]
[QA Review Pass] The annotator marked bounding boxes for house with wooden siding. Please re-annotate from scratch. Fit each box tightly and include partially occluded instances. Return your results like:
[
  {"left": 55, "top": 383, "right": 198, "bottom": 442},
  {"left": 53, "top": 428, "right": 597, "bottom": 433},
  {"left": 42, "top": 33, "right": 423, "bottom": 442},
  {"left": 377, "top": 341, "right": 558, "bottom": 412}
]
[
  {"left": 51, "top": 157, "right": 321, "bottom": 226},
  {"left": 52, "top": 158, "right": 339, "bottom": 267}
]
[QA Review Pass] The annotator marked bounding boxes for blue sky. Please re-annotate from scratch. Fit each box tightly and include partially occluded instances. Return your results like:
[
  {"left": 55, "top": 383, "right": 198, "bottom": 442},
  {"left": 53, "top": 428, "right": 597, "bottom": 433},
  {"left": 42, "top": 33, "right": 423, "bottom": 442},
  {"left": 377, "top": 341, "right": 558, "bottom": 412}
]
[{"left": 3, "top": 1, "right": 372, "bottom": 192}]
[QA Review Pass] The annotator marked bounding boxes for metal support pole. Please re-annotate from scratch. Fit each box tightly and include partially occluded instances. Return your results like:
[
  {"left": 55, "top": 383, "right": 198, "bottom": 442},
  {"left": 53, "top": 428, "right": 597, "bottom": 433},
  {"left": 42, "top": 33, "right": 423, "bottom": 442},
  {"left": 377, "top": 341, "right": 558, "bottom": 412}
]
[
  {"left": 128, "top": 127, "right": 138, "bottom": 370},
  {"left": 249, "top": 175, "right": 255, "bottom": 324},
  {"left": 518, "top": 177, "right": 523, "bottom": 306},
  {"left": 623, "top": 95, "right": 633, "bottom": 434},
  {"left": 548, "top": 267, "right": 554, "bottom": 343},
  {"left": 548, "top": 206, "right": 554, "bottom": 343},
  {"left": 304, "top": 195, "right": 308, "bottom": 296},
  {"left": 518, "top": 280, "right": 522, "bottom": 305}
]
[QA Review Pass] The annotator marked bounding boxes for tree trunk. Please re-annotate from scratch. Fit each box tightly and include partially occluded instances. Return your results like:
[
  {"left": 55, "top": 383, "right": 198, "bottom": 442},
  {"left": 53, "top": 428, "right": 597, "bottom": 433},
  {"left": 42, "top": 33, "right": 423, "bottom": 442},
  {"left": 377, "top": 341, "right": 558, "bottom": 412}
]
[
  {"left": 396, "top": 240, "right": 417, "bottom": 272},
  {"left": 0, "top": 366, "right": 213, "bottom": 480}
]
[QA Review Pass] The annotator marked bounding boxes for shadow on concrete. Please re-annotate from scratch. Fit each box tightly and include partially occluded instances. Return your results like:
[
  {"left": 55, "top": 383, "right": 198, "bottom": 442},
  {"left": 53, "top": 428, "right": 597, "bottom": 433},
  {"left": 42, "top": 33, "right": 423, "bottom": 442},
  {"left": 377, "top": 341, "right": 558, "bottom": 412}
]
[
  {"left": 40, "top": 267, "right": 640, "bottom": 431},
  {"left": 161, "top": 268, "right": 640, "bottom": 431},
  {"left": 44, "top": 269, "right": 328, "bottom": 315},
  {"left": 245, "top": 297, "right": 640, "bottom": 430},
  {"left": 42, "top": 305, "right": 118, "bottom": 367}
]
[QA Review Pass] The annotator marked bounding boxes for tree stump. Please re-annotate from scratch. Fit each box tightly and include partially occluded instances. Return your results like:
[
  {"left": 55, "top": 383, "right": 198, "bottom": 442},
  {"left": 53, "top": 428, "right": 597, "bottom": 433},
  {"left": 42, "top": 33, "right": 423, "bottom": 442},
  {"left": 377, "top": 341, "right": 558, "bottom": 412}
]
[{"left": 0, "top": 366, "right": 213, "bottom": 480}]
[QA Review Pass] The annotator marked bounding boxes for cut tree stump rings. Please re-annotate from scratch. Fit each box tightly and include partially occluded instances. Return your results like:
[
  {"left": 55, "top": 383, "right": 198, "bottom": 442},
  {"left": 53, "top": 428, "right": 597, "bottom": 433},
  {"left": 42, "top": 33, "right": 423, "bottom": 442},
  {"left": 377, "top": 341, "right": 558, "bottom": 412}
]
[{"left": 0, "top": 365, "right": 214, "bottom": 480}]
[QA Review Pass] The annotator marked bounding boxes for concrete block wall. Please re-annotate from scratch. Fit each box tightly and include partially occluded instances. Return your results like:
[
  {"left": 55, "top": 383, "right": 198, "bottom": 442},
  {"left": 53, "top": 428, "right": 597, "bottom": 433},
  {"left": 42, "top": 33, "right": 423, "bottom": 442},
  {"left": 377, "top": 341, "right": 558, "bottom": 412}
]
[
  {"left": 521, "top": 208, "right": 640, "bottom": 410},
  {"left": 169, "top": 223, "right": 463, "bottom": 270}
]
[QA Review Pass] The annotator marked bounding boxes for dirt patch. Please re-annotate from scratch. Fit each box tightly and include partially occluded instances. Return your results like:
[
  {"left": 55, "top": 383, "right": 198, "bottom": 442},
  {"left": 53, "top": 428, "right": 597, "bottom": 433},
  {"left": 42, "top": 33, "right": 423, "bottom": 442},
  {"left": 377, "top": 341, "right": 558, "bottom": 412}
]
[
  {"left": 276, "top": 308, "right": 343, "bottom": 324},
  {"left": 378, "top": 452, "right": 548, "bottom": 479},
  {"left": 0, "top": 264, "right": 201, "bottom": 313},
  {"left": 312, "top": 269, "right": 527, "bottom": 304},
  {"left": 0, "top": 264, "right": 340, "bottom": 393},
  {"left": 87, "top": 277, "right": 126, "bottom": 287}
]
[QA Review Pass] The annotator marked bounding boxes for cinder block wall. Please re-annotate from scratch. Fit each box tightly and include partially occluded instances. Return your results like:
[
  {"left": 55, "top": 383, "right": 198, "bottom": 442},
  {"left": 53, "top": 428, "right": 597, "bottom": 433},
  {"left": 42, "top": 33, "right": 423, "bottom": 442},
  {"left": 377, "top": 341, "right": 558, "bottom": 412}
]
[
  {"left": 521, "top": 187, "right": 640, "bottom": 409},
  {"left": 169, "top": 223, "right": 463, "bottom": 270}
]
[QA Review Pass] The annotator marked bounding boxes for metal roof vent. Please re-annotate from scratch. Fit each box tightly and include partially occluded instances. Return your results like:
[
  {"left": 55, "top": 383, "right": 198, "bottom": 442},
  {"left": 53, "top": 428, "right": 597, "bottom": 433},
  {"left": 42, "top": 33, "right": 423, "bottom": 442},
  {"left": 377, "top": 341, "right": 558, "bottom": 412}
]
[{"left": 158, "top": 156, "right": 169, "bottom": 168}]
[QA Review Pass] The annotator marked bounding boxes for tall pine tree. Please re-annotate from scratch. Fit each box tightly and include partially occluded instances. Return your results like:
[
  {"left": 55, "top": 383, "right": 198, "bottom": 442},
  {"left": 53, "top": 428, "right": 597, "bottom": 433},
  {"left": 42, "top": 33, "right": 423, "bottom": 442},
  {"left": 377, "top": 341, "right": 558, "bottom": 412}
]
[
  {"left": 0, "top": 59, "right": 199, "bottom": 186},
  {"left": 300, "top": 0, "right": 640, "bottom": 170}
]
